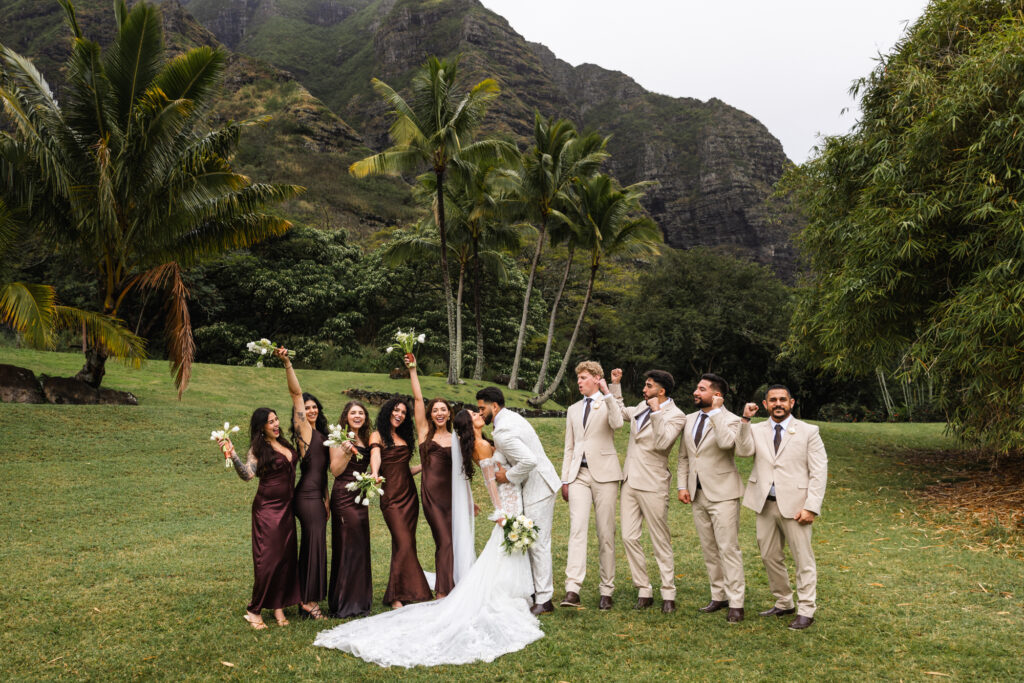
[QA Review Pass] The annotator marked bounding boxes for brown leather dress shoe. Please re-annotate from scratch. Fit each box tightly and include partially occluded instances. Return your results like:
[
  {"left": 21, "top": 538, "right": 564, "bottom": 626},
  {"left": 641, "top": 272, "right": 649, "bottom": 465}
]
[
  {"left": 634, "top": 597, "right": 654, "bottom": 610},
  {"left": 560, "top": 591, "right": 581, "bottom": 607},
  {"left": 599, "top": 595, "right": 613, "bottom": 610},
  {"left": 788, "top": 615, "right": 814, "bottom": 630},
  {"left": 661, "top": 600, "right": 676, "bottom": 614},
  {"left": 530, "top": 600, "right": 554, "bottom": 615},
  {"left": 699, "top": 599, "right": 729, "bottom": 613},
  {"left": 758, "top": 606, "right": 796, "bottom": 617},
  {"left": 726, "top": 607, "right": 744, "bottom": 623}
]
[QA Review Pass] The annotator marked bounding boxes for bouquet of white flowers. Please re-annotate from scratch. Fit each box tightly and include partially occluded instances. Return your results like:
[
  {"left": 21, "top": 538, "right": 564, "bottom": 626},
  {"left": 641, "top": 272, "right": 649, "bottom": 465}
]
[
  {"left": 499, "top": 514, "right": 539, "bottom": 554},
  {"left": 346, "top": 471, "right": 384, "bottom": 506},
  {"left": 210, "top": 422, "right": 240, "bottom": 467},
  {"left": 324, "top": 424, "right": 360, "bottom": 458},
  {"left": 385, "top": 330, "right": 426, "bottom": 365},
  {"left": 244, "top": 338, "right": 293, "bottom": 367}
]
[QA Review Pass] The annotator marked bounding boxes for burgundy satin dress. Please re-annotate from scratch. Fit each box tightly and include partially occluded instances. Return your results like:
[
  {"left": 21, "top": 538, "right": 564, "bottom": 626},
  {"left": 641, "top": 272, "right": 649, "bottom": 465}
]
[
  {"left": 379, "top": 443, "right": 432, "bottom": 605},
  {"left": 328, "top": 444, "right": 372, "bottom": 618},
  {"left": 420, "top": 439, "right": 454, "bottom": 595},
  {"left": 295, "top": 430, "right": 329, "bottom": 603},
  {"left": 248, "top": 448, "right": 301, "bottom": 613}
]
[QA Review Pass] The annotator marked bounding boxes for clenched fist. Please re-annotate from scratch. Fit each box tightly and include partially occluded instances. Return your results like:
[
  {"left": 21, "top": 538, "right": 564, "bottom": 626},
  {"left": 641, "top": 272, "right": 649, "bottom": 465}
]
[
  {"left": 743, "top": 402, "right": 758, "bottom": 418},
  {"left": 610, "top": 368, "right": 623, "bottom": 384}
]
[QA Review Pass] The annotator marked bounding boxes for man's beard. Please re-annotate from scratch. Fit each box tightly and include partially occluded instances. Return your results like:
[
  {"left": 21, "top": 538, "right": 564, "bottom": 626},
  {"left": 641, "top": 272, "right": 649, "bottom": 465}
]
[
  {"left": 483, "top": 411, "right": 492, "bottom": 425},
  {"left": 693, "top": 396, "right": 711, "bottom": 408}
]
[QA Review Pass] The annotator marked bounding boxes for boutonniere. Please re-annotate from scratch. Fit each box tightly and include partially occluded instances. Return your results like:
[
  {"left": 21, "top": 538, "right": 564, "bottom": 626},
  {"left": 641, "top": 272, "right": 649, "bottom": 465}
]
[{"left": 787, "top": 427, "right": 796, "bottom": 435}]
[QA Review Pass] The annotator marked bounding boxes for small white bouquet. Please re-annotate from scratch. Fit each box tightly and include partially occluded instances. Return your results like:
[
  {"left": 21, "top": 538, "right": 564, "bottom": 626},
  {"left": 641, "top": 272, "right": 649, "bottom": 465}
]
[
  {"left": 210, "top": 422, "right": 240, "bottom": 467},
  {"left": 499, "top": 514, "right": 539, "bottom": 555},
  {"left": 324, "top": 424, "right": 360, "bottom": 458},
  {"left": 385, "top": 330, "right": 426, "bottom": 365},
  {"left": 244, "top": 338, "right": 293, "bottom": 367},
  {"left": 346, "top": 471, "right": 384, "bottom": 506}
]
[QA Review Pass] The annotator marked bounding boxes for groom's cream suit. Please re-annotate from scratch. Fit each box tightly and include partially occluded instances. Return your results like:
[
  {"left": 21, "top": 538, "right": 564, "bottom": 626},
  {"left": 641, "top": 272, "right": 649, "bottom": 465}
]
[
  {"left": 561, "top": 391, "right": 623, "bottom": 597},
  {"left": 678, "top": 408, "right": 747, "bottom": 608},
  {"left": 611, "top": 384, "right": 686, "bottom": 600},
  {"left": 492, "top": 407, "right": 560, "bottom": 604},
  {"left": 736, "top": 416, "right": 827, "bottom": 617}
]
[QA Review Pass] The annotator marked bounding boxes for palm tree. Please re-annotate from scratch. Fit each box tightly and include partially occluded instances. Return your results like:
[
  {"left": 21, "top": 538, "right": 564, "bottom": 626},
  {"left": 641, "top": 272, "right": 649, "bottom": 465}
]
[
  {"left": 350, "top": 55, "right": 506, "bottom": 385},
  {"left": 529, "top": 174, "right": 661, "bottom": 406},
  {"left": 507, "top": 114, "right": 608, "bottom": 390},
  {"left": 0, "top": 0, "right": 301, "bottom": 396},
  {"left": 0, "top": 198, "right": 145, "bottom": 358},
  {"left": 531, "top": 213, "right": 583, "bottom": 394}
]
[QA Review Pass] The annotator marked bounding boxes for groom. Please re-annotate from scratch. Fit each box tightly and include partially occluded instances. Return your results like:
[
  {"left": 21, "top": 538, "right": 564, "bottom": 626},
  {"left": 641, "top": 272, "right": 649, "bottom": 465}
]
[{"left": 477, "top": 387, "right": 561, "bottom": 615}]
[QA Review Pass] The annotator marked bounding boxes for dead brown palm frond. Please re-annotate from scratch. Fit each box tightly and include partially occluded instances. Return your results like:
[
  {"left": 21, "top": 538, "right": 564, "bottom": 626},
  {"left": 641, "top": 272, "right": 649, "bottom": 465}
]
[{"left": 134, "top": 262, "right": 193, "bottom": 397}]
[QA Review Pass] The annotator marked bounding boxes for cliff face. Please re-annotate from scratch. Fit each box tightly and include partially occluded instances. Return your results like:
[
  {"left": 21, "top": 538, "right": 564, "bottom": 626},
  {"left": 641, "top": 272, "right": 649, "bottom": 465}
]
[{"left": 177, "top": 0, "right": 798, "bottom": 274}]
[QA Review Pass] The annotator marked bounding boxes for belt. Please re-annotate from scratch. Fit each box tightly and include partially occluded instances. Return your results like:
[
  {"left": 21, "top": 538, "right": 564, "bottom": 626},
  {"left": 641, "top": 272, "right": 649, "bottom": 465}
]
[
  {"left": 579, "top": 458, "right": 588, "bottom": 468},
  {"left": 766, "top": 494, "right": 777, "bottom": 502}
]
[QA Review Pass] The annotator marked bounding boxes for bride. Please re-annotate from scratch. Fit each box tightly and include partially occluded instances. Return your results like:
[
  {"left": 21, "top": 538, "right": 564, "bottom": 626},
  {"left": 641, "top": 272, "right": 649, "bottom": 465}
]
[{"left": 313, "top": 408, "right": 544, "bottom": 667}]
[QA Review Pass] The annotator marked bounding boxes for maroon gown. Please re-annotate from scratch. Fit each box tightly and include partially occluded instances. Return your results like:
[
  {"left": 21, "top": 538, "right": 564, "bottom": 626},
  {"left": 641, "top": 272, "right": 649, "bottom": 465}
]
[
  {"left": 328, "top": 444, "right": 372, "bottom": 618},
  {"left": 420, "top": 439, "right": 454, "bottom": 595},
  {"left": 295, "top": 430, "right": 329, "bottom": 603},
  {"left": 378, "top": 443, "right": 432, "bottom": 605},
  {"left": 248, "top": 448, "right": 301, "bottom": 613}
]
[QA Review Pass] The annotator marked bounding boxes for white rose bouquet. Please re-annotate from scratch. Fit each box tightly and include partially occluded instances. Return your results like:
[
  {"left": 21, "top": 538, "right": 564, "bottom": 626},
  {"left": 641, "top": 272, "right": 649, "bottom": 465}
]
[
  {"left": 499, "top": 514, "right": 539, "bottom": 554},
  {"left": 385, "top": 330, "right": 426, "bottom": 365},
  {"left": 324, "top": 424, "right": 362, "bottom": 460},
  {"left": 210, "top": 422, "right": 240, "bottom": 467},
  {"left": 244, "top": 338, "right": 294, "bottom": 367},
  {"left": 346, "top": 471, "right": 385, "bottom": 506}
]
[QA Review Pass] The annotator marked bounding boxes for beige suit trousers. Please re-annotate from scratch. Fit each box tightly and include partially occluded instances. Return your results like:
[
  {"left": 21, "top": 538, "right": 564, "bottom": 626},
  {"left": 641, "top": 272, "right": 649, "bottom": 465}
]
[
  {"left": 621, "top": 482, "right": 675, "bottom": 600},
  {"left": 565, "top": 466, "right": 618, "bottom": 596},
  {"left": 692, "top": 490, "right": 744, "bottom": 607},
  {"left": 756, "top": 499, "right": 817, "bottom": 617}
]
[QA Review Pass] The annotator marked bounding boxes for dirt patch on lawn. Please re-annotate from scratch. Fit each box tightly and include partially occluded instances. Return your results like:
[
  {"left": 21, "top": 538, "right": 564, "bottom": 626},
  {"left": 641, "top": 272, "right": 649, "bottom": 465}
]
[{"left": 899, "top": 449, "right": 1024, "bottom": 558}]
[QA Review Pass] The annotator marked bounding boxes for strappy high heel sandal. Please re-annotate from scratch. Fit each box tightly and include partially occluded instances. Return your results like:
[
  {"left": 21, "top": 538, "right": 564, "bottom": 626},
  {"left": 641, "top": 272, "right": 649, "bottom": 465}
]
[
  {"left": 299, "top": 604, "right": 326, "bottom": 620},
  {"left": 243, "top": 612, "right": 267, "bottom": 630}
]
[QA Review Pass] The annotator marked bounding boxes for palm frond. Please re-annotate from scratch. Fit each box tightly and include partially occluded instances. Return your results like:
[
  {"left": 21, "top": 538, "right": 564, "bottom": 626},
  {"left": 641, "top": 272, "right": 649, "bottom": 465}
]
[
  {"left": 154, "top": 46, "right": 225, "bottom": 103},
  {"left": 52, "top": 305, "right": 146, "bottom": 366},
  {"left": 134, "top": 263, "right": 193, "bottom": 397},
  {"left": 349, "top": 148, "right": 426, "bottom": 177},
  {"left": 104, "top": 0, "right": 164, "bottom": 129},
  {"left": 0, "top": 281, "right": 55, "bottom": 348}
]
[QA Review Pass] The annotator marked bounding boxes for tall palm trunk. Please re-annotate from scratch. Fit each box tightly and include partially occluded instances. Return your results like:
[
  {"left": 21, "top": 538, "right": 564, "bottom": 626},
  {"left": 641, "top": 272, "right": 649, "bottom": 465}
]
[
  {"left": 435, "top": 168, "right": 459, "bottom": 385},
  {"left": 529, "top": 260, "right": 597, "bottom": 406},
  {"left": 472, "top": 237, "right": 485, "bottom": 380},
  {"left": 454, "top": 261, "right": 465, "bottom": 379},
  {"left": 532, "top": 244, "right": 575, "bottom": 394},
  {"left": 76, "top": 344, "right": 108, "bottom": 388},
  {"left": 508, "top": 216, "right": 546, "bottom": 390}
]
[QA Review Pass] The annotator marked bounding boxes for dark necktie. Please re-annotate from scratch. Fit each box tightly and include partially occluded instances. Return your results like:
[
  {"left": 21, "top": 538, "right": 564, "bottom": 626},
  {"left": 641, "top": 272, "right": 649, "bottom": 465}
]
[
  {"left": 774, "top": 423, "right": 783, "bottom": 453},
  {"left": 583, "top": 397, "right": 592, "bottom": 428},
  {"left": 694, "top": 412, "right": 708, "bottom": 447},
  {"left": 636, "top": 408, "right": 651, "bottom": 430}
]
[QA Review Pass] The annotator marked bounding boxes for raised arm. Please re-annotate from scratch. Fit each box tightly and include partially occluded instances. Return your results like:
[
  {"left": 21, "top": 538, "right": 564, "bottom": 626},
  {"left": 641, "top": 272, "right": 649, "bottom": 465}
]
[
  {"left": 609, "top": 379, "right": 640, "bottom": 421},
  {"left": 405, "top": 353, "right": 430, "bottom": 443},
  {"left": 650, "top": 407, "right": 687, "bottom": 452},
  {"left": 277, "top": 347, "right": 311, "bottom": 453},
  {"left": 598, "top": 376, "right": 624, "bottom": 429}
]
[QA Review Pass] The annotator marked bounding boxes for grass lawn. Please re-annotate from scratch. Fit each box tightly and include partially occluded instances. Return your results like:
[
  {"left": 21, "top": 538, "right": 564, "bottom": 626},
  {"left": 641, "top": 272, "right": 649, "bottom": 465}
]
[{"left": 1, "top": 347, "right": 1021, "bottom": 681}]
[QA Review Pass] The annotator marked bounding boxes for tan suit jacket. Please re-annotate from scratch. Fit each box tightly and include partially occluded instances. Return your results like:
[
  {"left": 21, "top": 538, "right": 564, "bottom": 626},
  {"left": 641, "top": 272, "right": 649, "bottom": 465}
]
[
  {"left": 610, "top": 384, "right": 687, "bottom": 493},
  {"left": 737, "top": 418, "right": 828, "bottom": 518},
  {"left": 562, "top": 393, "right": 624, "bottom": 484},
  {"left": 677, "top": 408, "right": 745, "bottom": 501}
]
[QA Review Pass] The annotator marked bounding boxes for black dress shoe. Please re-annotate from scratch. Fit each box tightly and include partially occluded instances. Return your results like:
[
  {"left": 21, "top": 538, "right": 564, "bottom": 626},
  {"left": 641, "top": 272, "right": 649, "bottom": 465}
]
[
  {"left": 599, "top": 595, "right": 613, "bottom": 610},
  {"left": 634, "top": 597, "right": 654, "bottom": 610},
  {"left": 661, "top": 600, "right": 676, "bottom": 614},
  {"left": 560, "top": 591, "right": 581, "bottom": 607},
  {"left": 530, "top": 600, "right": 554, "bottom": 615},
  {"left": 758, "top": 606, "right": 796, "bottom": 617},
  {"left": 726, "top": 607, "right": 744, "bottom": 623},
  {"left": 788, "top": 615, "right": 814, "bottom": 630},
  {"left": 698, "top": 599, "right": 729, "bottom": 613}
]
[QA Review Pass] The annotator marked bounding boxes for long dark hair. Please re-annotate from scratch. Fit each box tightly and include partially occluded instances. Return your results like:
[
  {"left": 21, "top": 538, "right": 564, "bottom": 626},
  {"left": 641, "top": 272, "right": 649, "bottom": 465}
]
[
  {"left": 424, "top": 397, "right": 453, "bottom": 443},
  {"left": 375, "top": 397, "right": 414, "bottom": 448},
  {"left": 452, "top": 409, "right": 478, "bottom": 481},
  {"left": 291, "top": 392, "right": 328, "bottom": 448},
  {"left": 248, "top": 407, "right": 293, "bottom": 478},
  {"left": 339, "top": 400, "right": 371, "bottom": 446}
]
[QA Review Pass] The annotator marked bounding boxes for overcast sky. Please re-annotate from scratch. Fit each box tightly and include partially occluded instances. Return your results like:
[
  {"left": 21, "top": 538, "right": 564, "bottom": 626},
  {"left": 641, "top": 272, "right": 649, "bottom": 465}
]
[{"left": 479, "top": 0, "right": 930, "bottom": 163}]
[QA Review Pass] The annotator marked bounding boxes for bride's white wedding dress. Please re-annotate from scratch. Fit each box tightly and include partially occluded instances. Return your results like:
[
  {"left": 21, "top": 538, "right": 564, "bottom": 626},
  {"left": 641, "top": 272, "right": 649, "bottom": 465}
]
[{"left": 313, "top": 450, "right": 543, "bottom": 668}]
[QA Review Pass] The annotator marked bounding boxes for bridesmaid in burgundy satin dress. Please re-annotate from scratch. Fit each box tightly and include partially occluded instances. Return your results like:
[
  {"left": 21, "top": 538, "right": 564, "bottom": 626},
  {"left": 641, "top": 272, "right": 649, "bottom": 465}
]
[
  {"left": 404, "top": 353, "right": 455, "bottom": 597},
  {"left": 369, "top": 397, "right": 432, "bottom": 608},
  {"left": 327, "top": 401, "right": 373, "bottom": 618},
  {"left": 221, "top": 347, "right": 310, "bottom": 629},
  {"left": 292, "top": 392, "right": 330, "bottom": 620}
]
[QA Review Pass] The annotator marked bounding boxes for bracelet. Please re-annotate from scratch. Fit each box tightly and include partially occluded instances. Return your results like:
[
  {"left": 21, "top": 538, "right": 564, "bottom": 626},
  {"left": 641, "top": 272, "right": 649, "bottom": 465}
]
[{"left": 741, "top": 417, "right": 751, "bottom": 422}]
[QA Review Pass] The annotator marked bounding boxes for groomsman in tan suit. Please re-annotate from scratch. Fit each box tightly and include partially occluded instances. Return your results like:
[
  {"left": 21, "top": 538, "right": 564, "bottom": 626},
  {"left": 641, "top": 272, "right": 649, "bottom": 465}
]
[
  {"left": 610, "top": 368, "right": 687, "bottom": 613},
  {"left": 560, "top": 361, "right": 624, "bottom": 610},
  {"left": 736, "top": 385, "right": 828, "bottom": 631},
  {"left": 677, "top": 373, "right": 747, "bottom": 622}
]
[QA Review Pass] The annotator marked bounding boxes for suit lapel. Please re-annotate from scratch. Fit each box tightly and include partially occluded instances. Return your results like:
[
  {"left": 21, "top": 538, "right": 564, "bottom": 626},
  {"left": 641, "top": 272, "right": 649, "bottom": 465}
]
[
  {"left": 776, "top": 419, "right": 797, "bottom": 458},
  {"left": 761, "top": 421, "right": 778, "bottom": 463},
  {"left": 634, "top": 403, "right": 652, "bottom": 433}
]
